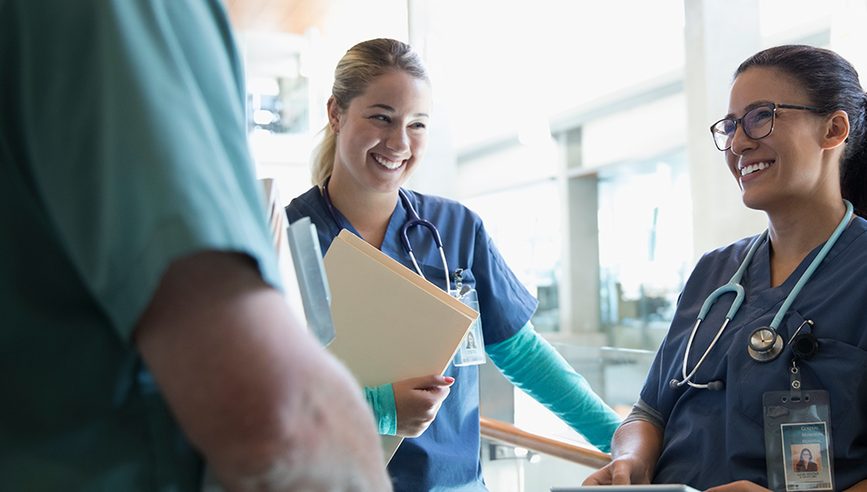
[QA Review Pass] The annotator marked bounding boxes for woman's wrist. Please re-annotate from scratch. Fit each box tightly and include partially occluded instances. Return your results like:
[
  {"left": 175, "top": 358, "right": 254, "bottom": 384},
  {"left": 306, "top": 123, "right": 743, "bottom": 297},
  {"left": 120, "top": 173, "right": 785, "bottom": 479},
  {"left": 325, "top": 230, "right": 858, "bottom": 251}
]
[{"left": 363, "top": 383, "right": 397, "bottom": 436}]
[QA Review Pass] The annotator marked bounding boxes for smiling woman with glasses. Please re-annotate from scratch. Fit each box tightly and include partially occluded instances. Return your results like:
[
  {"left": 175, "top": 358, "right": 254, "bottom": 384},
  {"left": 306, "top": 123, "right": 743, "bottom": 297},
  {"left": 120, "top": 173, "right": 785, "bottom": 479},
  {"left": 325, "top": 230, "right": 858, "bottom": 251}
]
[
  {"left": 710, "top": 103, "right": 826, "bottom": 151},
  {"left": 586, "top": 44, "right": 867, "bottom": 492}
]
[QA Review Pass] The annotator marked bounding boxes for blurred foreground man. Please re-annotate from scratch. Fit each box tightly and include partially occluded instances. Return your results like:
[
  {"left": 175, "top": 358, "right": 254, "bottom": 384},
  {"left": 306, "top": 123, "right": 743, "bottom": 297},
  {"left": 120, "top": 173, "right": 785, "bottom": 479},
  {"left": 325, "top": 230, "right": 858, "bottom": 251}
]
[{"left": 0, "top": 1, "right": 391, "bottom": 490}]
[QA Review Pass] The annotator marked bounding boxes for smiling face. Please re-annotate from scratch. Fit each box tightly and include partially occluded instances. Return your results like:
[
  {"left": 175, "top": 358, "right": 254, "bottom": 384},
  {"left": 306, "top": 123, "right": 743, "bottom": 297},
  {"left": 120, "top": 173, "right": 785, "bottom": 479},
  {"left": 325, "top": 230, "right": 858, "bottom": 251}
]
[
  {"left": 329, "top": 70, "right": 432, "bottom": 196},
  {"left": 725, "top": 67, "right": 835, "bottom": 212}
]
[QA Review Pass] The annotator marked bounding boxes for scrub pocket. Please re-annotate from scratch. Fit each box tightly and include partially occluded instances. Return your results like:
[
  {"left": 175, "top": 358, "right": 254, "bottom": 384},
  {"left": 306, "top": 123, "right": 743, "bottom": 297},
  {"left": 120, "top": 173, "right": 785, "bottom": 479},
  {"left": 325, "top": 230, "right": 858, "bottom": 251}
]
[{"left": 736, "top": 311, "right": 867, "bottom": 436}]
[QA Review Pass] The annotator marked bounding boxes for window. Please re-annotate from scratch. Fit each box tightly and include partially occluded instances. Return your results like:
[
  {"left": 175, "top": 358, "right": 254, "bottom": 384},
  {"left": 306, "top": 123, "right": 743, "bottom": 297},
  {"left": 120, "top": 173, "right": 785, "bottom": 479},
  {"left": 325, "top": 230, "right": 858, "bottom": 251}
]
[
  {"left": 597, "top": 150, "right": 693, "bottom": 350},
  {"left": 463, "top": 179, "right": 562, "bottom": 332}
]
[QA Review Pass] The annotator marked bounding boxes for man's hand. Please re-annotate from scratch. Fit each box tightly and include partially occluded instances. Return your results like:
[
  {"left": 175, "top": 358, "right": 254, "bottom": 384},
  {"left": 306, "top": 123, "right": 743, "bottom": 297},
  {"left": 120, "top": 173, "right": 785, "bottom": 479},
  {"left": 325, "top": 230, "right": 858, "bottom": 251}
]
[{"left": 135, "top": 251, "right": 392, "bottom": 491}]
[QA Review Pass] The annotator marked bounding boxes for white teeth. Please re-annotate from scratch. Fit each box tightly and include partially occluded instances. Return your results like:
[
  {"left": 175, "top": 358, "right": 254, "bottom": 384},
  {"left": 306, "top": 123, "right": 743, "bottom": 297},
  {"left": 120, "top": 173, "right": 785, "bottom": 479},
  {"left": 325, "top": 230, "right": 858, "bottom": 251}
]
[
  {"left": 741, "top": 161, "right": 773, "bottom": 177},
  {"left": 373, "top": 154, "right": 404, "bottom": 170}
]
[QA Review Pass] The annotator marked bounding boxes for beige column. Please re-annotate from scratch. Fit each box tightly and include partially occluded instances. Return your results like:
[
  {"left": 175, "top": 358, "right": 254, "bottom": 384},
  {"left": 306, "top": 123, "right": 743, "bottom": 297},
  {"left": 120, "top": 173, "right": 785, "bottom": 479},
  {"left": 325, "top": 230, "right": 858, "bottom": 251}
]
[
  {"left": 684, "top": 0, "right": 768, "bottom": 260},
  {"left": 556, "top": 127, "right": 606, "bottom": 344}
]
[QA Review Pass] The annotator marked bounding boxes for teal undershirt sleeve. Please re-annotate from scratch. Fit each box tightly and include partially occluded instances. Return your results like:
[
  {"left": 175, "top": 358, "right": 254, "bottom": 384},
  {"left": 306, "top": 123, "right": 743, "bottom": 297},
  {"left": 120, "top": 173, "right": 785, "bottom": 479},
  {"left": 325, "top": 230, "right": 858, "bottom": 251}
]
[
  {"left": 363, "top": 384, "right": 397, "bottom": 436},
  {"left": 485, "top": 322, "right": 622, "bottom": 453}
]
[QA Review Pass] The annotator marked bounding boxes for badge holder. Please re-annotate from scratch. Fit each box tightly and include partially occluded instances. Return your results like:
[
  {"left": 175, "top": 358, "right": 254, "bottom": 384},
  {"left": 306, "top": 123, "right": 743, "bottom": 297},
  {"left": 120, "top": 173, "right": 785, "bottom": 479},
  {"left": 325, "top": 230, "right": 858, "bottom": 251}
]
[
  {"left": 762, "top": 347, "right": 833, "bottom": 491},
  {"left": 450, "top": 269, "right": 485, "bottom": 366}
]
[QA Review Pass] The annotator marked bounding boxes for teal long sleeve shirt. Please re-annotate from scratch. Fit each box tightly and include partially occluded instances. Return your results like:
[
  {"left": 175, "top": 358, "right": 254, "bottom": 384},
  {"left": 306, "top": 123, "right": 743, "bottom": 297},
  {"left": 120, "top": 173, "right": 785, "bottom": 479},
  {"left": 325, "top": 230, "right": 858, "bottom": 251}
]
[
  {"left": 486, "top": 322, "right": 621, "bottom": 452},
  {"left": 365, "top": 322, "right": 621, "bottom": 452}
]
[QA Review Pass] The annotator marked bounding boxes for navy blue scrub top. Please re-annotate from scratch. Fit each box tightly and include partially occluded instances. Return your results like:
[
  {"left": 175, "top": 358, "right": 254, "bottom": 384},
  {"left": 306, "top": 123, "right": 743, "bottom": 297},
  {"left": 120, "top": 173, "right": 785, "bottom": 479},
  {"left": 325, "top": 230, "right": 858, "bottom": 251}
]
[
  {"left": 286, "top": 186, "right": 537, "bottom": 491},
  {"left": 641, "top": 217, "right": 867, "bottom": 490}
]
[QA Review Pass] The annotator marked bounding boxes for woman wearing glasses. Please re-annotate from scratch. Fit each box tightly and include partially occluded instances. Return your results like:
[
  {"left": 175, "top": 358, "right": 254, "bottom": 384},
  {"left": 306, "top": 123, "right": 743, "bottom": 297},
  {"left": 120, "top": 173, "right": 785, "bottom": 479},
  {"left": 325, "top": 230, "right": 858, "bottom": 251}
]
[
  {"left": 585, "top": 45, "right": 867, "bottom": 491},
  {"left": 795, "top": 448, "right": 819, "bottom": 473},
  {"left": 285, "top": 38, "right": 621, "bottom": 491}
]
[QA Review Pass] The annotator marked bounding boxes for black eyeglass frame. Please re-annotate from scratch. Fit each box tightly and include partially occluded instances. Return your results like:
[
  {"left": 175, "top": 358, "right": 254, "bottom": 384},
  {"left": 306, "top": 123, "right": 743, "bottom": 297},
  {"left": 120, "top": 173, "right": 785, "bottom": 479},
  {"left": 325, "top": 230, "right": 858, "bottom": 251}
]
[{"left": 709, "top": 103, "right": 825, "bottom": 151}]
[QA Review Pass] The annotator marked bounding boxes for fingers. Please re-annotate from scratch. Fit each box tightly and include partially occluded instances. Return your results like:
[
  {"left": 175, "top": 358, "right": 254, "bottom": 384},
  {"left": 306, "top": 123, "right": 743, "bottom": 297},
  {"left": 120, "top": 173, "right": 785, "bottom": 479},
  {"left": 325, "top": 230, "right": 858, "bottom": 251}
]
[
  {"left": 582, "top": 468, "right": 612, "bottom": 486},
  {"left": 610, "top": 461, "right": 635, "bottom": 485},
  {"left": 393, "top": 375, "right": 455, "bottom": 438},
  {"left": 708, "top": 480, "right": 771, "bottom": 492},
  {"left": 405, "top": 374, "right": 455, "bottom": 389},
  {"left": 582, "top": 459, "right": 643, "bottom": 486}
]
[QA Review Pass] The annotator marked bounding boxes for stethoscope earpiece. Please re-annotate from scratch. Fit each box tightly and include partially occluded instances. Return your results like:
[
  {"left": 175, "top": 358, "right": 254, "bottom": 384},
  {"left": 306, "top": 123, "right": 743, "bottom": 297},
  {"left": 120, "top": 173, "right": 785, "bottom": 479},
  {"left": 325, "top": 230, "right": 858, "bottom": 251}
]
[
  {"left": 705, "top": 380, "right": 725, "bottom": 391},
  {"left": 670, "top": 377, "right": 724, "bottom": 391},
  {"left": 748, "top": 326, "right": 785, "bottom": 362}
]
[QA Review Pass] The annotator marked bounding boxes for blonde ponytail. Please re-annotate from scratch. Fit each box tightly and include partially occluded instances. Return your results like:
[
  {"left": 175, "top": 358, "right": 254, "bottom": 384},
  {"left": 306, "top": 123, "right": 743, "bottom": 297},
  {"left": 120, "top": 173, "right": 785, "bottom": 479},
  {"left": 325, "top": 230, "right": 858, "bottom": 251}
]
[{"left": 311, "top": 124, "right": 336, "bottom": 187}]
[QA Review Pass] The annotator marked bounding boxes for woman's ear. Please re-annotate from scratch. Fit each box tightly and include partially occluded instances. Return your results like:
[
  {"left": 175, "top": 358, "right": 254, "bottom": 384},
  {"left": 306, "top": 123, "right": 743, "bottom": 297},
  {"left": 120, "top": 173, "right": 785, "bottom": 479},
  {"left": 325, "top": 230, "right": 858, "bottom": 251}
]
[
  {"left": 327, "top": 96, "right": 342, "bottom": 134},
  {"left": 821, "top": 110, "right": 850, "bottom": 149}
]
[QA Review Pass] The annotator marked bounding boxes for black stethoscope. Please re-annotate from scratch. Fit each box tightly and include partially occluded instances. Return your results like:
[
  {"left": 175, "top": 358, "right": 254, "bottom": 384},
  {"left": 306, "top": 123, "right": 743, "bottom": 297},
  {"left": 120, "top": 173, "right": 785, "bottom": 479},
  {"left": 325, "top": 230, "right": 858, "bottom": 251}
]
[
  {"left": 321, "top": 177, "right": 451, "bottom": 290},
  {"left": 670, "top": 200, "right": 853, "bottom": 391}
]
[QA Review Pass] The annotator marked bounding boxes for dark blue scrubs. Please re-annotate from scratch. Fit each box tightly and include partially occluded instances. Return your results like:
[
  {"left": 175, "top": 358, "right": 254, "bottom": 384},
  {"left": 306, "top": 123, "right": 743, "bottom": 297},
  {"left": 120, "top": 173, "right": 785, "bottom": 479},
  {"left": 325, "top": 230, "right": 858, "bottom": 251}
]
[
  {"left": 286, "top": 186, "right": 537, "bottom": 491},
  {"left": 641, "top": 217, "right": 867, "bottom": 490}
]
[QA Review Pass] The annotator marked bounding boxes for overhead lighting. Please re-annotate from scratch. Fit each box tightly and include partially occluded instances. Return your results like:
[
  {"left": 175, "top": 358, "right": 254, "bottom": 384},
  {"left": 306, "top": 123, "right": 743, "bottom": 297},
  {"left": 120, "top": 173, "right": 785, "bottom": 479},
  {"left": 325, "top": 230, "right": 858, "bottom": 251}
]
[{"left": 253, "top": 109, "right": 276, "bottom": 125}]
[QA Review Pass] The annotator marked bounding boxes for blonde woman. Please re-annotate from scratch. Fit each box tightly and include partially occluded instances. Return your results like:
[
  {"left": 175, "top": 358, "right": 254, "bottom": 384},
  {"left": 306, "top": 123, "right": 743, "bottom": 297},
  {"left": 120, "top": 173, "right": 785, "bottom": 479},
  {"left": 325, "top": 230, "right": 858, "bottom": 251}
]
[{"left": 287, "top": 38, "right": 621, "bottom": 491}]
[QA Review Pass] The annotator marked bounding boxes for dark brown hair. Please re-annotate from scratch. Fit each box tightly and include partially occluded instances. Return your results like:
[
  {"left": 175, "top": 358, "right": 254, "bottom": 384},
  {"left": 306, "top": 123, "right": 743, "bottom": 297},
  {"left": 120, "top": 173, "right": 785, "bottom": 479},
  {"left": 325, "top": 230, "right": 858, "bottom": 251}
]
[{"left": 735, "top": 45, "right": 867, "bottom": 216}]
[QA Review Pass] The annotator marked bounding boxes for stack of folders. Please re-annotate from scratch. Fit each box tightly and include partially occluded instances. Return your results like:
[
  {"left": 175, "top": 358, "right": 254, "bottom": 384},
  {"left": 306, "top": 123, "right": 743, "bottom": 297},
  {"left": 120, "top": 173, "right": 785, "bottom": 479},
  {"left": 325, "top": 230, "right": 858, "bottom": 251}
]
[{"left": 323, "top": 229, "right": 480, "bottom": 462}]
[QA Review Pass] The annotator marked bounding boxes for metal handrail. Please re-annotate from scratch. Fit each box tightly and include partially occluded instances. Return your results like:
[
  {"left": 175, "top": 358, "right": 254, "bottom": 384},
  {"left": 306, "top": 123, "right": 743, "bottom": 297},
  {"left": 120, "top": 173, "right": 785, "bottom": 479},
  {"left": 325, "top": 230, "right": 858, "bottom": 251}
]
[{"left": 480, "top": 416, "right": 612, "bottom": 469}]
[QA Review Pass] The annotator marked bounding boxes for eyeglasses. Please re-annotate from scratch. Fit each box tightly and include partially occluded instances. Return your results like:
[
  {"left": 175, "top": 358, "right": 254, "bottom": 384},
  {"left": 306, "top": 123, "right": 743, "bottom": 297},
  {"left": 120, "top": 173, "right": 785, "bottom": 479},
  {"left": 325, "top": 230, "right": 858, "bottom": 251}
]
[{"left": 710, "top": 103, "right": 824, "bottom": 151}]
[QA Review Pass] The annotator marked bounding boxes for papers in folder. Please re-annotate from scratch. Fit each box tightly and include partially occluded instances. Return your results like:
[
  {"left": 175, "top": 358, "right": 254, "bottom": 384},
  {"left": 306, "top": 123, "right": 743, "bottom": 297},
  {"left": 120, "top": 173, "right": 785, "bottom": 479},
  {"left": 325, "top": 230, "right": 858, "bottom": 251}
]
[
  {"left": 286, "top": 217, "right": 336, "bottom": 346},
  {"left": 262, "top": 179, "right": 336, "bottom": 346},
  {"left": 261, "top": 179, "right": 306, "bottom": 324},
  {"left": 323, "top": 229, "right": 480, "bottom": 463}
]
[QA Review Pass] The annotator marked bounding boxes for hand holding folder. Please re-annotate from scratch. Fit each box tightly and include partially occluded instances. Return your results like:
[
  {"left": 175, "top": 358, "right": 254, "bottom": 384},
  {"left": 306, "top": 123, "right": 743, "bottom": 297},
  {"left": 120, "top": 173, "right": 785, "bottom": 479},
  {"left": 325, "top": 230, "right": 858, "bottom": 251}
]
[
  {"left": 323, "top": 229, "right": 480, "bottom": 462},
  {"left": 392, "top": 374, "right": 455, "bottom": 437}
]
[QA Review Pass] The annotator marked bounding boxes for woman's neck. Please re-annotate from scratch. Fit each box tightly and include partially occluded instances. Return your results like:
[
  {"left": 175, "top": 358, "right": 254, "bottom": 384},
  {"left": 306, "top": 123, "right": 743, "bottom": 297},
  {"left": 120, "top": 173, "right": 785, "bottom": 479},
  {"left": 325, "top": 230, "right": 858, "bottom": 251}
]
[
  {"left": 766, "top": 197, "right": 848, "bottom": 287},
  {"left": 326, "top": 174, "right": 398, "bottom": 250}
]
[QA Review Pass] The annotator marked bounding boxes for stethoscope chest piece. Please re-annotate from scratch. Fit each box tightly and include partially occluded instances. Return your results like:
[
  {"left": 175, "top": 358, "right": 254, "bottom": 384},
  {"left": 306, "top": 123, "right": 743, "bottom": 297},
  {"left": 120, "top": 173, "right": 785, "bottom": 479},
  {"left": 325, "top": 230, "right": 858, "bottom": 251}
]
[
  {"left": 748, "top": 326, "right": 784, "bottom": 362},
  {"left": 679, "top": 200, "right": 851, "bottom": 383}
]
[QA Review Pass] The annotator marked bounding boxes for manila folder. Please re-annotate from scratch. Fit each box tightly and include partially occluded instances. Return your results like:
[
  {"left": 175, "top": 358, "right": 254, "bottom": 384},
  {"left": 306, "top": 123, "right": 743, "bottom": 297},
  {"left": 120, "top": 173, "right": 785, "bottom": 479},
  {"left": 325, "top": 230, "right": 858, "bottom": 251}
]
[{"left": 323, "top": 229, "right": 480, "bottom": 463}]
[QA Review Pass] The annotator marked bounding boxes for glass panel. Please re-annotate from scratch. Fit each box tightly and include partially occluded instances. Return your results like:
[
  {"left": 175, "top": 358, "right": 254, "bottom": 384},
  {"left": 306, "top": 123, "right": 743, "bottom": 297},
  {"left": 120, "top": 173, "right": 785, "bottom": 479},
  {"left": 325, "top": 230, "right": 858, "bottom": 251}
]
[
  {"left": 597, "top": 149, "right": 693, "bottom": 351},
  {"left": 462, "top": 179, "right": 562, "bottom": 332},
  {"left": 483, "top": 344, "right": 656, "bottom": 488},
  {"left": 246, "top": 73, "right": 309, "bottom": 135}
]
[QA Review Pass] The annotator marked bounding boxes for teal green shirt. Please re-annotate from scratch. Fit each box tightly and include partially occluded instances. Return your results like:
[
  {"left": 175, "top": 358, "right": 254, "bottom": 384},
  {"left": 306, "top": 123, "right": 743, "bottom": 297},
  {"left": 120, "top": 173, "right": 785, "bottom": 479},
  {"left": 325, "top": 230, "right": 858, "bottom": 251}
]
[{"left": 0, "top": 0, "right": 281, "bottom": 490}]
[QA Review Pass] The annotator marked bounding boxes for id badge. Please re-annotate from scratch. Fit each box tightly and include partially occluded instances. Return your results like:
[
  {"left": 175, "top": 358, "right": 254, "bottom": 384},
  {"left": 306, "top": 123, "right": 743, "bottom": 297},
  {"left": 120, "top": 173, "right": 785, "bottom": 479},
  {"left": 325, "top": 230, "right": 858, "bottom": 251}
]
[
  {"left": 762, "top": 389, "right": 833, "bottom": 492},
  {"left": 450, "top": 287, "right": 486, "bottom": 366}
]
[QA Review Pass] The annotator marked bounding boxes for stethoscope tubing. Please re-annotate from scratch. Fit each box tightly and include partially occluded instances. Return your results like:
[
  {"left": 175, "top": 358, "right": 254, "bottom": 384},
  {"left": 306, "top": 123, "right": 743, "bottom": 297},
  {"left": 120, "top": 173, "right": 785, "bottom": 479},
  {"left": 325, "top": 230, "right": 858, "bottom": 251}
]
[
  {"left": 321, "top": 178, "right": 451, "bottom": 291},
  {"left": 676, "top": 230, "right": 765, "bottom": 389},
  {"left": 766, "top": 199, "right": 853, "bottom": 331},
  {"left": 396, "top": 188, "right": 450, "bottom": 288},
  {"left": 676, "top": 200, "right": 854, "bottom": 390}
]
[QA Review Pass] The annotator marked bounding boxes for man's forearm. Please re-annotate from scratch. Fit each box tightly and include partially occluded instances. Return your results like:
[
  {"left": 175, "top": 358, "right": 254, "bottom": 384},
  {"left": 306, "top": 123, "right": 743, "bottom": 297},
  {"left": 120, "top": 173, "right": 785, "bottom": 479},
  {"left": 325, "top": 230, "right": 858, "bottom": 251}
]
[{"left": 134, "top": 251, "right": 391, "bottom": 491}]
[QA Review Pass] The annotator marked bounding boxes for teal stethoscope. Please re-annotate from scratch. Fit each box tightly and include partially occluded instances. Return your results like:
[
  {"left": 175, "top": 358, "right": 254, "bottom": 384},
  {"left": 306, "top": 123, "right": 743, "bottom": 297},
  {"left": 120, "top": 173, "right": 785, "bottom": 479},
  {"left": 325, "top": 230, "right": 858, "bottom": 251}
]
[
  {"left": 321, "top": 177, "right": 451, "bottom": 290},
  {"left": 670, "top": 200, "right": 854, "bottom": 391}
]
